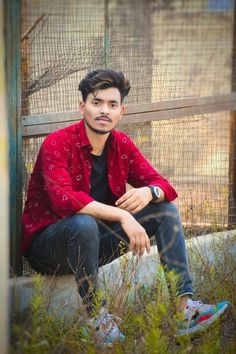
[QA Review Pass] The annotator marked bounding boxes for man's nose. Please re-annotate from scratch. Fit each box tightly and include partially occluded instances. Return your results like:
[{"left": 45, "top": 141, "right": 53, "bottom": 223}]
[{"left": 100, "top": 103, "right": 110, "bottom": 115}]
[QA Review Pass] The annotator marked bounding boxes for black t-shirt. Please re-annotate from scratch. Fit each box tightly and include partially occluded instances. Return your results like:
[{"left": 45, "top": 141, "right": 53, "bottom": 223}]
[{"left": 90, "top": 148, "right": 109, "bottom": 203}]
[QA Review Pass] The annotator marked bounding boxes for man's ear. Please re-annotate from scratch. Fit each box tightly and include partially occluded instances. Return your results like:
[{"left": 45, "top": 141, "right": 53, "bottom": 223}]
[{"left": 79, "top": 101, "right": 85, "bottom": 115}]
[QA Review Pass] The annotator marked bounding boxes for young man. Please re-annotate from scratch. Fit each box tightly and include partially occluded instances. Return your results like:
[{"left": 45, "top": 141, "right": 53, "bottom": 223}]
[{"left": 22, "top": 69, "right": 229, "bottom": 344}]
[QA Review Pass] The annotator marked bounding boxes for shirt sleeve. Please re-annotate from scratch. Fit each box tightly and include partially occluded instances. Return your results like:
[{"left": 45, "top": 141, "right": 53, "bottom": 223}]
[
  {"left": 39, "top": 134, "right": 94, "bottom": 217},
  {"left": 127, "top": 137, "right": 178, "bottom": 202}
]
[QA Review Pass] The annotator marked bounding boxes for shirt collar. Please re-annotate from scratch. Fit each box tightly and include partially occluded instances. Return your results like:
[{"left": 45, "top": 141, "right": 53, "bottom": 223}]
[{"left": 76, "top": 119, "right": 92, "bottom": 149}]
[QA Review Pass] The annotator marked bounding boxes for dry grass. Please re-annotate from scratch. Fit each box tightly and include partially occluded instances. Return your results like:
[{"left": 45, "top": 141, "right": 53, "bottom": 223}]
[{"left": 10, "top": 233, "right": 236, "bottom": 354}]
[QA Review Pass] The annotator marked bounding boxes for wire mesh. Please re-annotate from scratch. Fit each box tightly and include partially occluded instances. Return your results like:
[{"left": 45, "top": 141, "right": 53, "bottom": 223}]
[
  {"left": 124, "top": 112, "right": 232, "bottom": 230},
  {"left": 21, "top": 0, "right": 236, "bottom": 231},
  {"left": 21, "top": 0, "right": 106, "bottom": 115},
  {"left": 21, "top": 0, "right": 236, "bottom": 115},
  {"left": 22, "top": 111, "right": 233, "bottom": 230}
]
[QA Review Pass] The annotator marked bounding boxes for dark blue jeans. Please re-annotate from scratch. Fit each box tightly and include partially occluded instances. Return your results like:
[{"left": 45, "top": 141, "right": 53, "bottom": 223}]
[{"left": 26, "top": 202, "right": 193, "bottom": 311}]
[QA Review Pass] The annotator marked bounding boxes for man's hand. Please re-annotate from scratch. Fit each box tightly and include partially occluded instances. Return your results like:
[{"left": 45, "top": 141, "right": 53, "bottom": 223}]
[
  {"left": 115, "top": 187, "right": 152, "bottom": 214},
  {"left": 120, "top": 212, "right": 151, "bottom": 256},
  {"left": 78, "top": 199, "right": 151, "bottom": 256}
]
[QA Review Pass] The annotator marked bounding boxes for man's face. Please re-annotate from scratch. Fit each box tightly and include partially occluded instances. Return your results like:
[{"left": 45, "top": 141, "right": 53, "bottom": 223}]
[{"left": 79, "top": 87, "right": 125, "bottom": 135}]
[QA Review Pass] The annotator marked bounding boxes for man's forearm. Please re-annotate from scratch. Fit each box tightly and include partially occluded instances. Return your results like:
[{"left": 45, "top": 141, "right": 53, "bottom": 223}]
[
  {"left": 78, "top": 200, "right": 151, "bottom": 255},
  {"left": 77, "top": 200, "right": 129, "bottom": 223}
]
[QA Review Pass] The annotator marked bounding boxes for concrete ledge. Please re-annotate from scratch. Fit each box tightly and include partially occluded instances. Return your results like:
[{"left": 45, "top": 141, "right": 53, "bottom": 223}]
[{"left": 9, "top": 230, "right": 236, "bottom": 317}]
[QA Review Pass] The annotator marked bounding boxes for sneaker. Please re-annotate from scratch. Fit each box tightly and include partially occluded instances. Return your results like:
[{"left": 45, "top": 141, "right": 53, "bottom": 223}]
[
  {"left": 92, "top": 307, "right": 125, "bottom": 346},
  {"left": 176, "top": 298, "right": 231, "bottom": 336}
]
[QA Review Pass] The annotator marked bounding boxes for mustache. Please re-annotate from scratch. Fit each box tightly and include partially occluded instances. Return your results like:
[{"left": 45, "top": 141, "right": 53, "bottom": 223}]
[{"left": 95, "top": 115, "right": 112, "bottom": 122}]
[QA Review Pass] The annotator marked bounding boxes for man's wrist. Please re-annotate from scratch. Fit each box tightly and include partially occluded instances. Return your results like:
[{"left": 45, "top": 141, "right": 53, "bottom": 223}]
[
  {"left": 118, "top": 208, "right": 135, "bottom": 224},
  {"left": 146, "top": 186, "right": 153, "bottom": 202},
  {"left": 147, "top": 185, "right": 161, "bottom": 201}
]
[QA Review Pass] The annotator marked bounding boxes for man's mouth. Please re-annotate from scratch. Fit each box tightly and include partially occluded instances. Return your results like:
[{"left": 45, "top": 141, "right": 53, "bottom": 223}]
[{"left": 95, "top": 116, "right": 112, "bottom": 122}]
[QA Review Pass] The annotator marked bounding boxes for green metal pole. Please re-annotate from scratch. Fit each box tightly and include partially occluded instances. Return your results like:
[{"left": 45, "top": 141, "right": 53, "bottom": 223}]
[
  {"left": 0, "top": 0, "right": 9, "bottom": 351},
  {"left": 5, "top": 0, "right": 22, "bottom": 275}
]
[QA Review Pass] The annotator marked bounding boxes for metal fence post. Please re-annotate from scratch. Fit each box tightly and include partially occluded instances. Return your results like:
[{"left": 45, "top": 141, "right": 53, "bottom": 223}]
[
  {"left": 0, "top": 0, "right": 9, "bottom": 351},
  {"left": 5, "top": 0, "right": 22, "bottom": 275}
]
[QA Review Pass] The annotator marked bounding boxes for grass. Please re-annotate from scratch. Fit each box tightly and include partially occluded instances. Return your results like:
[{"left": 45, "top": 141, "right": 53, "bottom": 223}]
[{"left": 10, "top": 232, "right": 236, "bottom": 354}]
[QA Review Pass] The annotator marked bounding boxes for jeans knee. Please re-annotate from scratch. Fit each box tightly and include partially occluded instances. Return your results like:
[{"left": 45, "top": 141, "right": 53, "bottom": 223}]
[
  {"left": 152, "top": 202, "right": 180, "bottom": 225},
  {"left": 64, "top": 214, "right": 100, "bottom": 245},
  {"left": 162, "top": 202, "right": 178, "bottom": 215}
]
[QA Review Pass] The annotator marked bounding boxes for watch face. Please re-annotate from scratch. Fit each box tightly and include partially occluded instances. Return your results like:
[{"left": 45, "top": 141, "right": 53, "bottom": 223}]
[
  {"left": 149, "top": 185, "right": 160, "bottom": 200},
  {"left": 154, "top": 186, "right": 160, "bottom": 198}
]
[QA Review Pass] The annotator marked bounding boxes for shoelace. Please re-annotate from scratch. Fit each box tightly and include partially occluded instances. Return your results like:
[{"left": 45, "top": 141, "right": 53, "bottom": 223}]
[
  {"left": 185, "top": 300, "right": 203, "bottom": 329},
  {"left": 96, "top": 313, "right": 122, "bottom": 334}
]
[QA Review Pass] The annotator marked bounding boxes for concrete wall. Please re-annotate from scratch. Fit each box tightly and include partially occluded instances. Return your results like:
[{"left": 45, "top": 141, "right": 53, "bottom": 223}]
[{"left": 9, "top": 231, "right": 236, "bottom": 319}]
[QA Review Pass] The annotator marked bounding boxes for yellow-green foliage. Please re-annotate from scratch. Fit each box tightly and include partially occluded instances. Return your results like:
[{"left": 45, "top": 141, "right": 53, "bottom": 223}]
[{"left": 11, "top": 238, "right": 236, "bottom": 354}]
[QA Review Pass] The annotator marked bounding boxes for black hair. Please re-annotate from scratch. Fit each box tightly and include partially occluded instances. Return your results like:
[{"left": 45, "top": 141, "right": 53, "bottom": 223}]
[{"left": 79, "top": 69, "right": 130, "bottom": 103}]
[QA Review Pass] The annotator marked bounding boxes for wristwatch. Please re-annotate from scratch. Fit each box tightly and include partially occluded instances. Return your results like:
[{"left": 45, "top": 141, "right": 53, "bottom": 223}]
[{"left": 148, "top": 185, "right": 161, "bottom": 201}]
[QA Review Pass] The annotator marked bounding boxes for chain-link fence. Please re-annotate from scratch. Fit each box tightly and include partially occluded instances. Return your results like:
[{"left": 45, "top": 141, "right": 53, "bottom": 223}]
[
  {"left": 21, "top": 0, "right": 235, "bottom": 114},
  {"left": 21, "top": 0, "right": 236, "bottom": 233}
]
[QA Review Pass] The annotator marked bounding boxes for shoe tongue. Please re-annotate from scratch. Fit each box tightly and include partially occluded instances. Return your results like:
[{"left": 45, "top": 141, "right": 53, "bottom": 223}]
[
  {"left": 184, "top": 299, "right": 210, "bottom": 317},
  {"left": 184, "top": 299, "right": 198, "bottom": 317},
  {"left": 185, "top": 298, "right": 193, "bottom": 307},
  {"left": 99, "top": 306, "right": 108, "bottom": 317}
]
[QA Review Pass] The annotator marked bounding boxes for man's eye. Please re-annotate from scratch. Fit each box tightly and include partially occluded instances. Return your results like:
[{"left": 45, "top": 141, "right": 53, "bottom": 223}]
[
  {"left": 93, "top": 101, "right": 99, "bottom": 105},
  {"left": 111, "top": 103, "right": 117, "bottom": 108}
]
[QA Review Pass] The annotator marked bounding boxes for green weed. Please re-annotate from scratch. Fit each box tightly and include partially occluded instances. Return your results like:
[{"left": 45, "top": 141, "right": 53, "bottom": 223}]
[{"left": 10, "top": 235, "right": 236, "bottom": 353}]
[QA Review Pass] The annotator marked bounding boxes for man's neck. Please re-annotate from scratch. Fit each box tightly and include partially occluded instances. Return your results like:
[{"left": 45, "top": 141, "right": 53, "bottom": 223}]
[{"left": 85, "top": 124, "right": 110, "bottom": 156}]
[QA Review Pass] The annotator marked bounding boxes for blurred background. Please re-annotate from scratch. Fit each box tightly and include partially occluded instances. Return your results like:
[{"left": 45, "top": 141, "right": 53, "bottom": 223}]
[{"left": 6, "top": 0, "right": 236, "bottom": 273}]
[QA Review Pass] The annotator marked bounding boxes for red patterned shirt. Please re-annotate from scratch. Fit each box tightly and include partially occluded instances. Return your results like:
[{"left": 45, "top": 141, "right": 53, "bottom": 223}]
[{"left": 21, "top": 119, "right": 177, "bottom": 253}]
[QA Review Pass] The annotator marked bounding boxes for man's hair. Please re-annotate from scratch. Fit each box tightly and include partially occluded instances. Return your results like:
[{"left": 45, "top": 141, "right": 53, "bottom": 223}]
[{"left": 79, "top": 69, "right": 131, "bottom": 103}]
